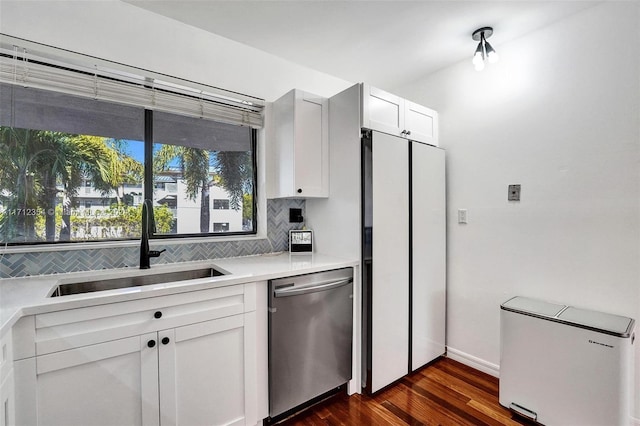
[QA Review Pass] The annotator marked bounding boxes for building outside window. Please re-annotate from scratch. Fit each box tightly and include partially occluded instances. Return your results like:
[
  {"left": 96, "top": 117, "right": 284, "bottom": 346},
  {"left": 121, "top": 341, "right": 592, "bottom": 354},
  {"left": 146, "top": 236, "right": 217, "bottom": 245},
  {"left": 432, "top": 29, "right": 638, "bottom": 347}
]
[{"left": 0, "top": 78, "right": 257, "bottom": 244}]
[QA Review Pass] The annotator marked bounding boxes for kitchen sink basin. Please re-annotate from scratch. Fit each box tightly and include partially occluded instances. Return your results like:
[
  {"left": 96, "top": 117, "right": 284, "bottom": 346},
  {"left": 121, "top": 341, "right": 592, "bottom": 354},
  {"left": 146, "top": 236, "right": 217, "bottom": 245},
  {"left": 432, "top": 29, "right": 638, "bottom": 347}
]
[{"left": 49, "top": 267, "right": 226, "bottom": 297}]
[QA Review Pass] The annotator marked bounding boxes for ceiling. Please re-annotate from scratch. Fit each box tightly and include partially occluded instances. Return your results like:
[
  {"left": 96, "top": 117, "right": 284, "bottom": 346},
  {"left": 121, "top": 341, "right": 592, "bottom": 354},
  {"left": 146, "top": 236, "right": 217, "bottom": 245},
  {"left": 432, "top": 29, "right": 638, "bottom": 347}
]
[{"left": 123, "top": 1, "right": 599, "bottom": 90}]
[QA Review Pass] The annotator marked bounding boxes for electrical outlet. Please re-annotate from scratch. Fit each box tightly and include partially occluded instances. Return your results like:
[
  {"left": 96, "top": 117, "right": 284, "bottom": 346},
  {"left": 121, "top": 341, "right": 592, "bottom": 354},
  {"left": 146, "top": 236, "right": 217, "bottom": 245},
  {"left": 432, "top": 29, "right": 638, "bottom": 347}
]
[
  {"left": 289, "top": 208, "right": 303, "bottom": 223},
  {"left": 508, "top": 184, "right": 521, "bottom": 201}
]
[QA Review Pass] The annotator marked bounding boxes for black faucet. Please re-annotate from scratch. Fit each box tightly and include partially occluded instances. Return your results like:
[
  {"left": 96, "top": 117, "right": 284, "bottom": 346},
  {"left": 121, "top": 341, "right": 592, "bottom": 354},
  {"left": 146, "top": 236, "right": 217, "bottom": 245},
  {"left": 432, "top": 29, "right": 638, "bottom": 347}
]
[{"left": 140, "top": 199, "right": 166, "bottom": 269}]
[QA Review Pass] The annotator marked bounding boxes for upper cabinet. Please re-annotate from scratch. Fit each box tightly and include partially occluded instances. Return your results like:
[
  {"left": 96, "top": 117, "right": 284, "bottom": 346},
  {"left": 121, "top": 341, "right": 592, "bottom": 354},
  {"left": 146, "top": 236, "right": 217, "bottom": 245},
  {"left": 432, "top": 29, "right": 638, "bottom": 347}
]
[
  {"left": 361, "top": 84, "right": 438, "bottom": 146},
  {"left": 268, "top": 89, "right": 329, "bottom": 199}
]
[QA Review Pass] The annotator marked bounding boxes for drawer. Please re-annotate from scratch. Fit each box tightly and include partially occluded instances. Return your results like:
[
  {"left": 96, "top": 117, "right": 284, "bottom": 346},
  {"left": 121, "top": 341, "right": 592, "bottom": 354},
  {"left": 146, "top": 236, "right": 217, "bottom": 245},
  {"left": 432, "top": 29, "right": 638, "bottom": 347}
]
[{"left": 35, "top": 283, "right": 255, "bottom": 355}]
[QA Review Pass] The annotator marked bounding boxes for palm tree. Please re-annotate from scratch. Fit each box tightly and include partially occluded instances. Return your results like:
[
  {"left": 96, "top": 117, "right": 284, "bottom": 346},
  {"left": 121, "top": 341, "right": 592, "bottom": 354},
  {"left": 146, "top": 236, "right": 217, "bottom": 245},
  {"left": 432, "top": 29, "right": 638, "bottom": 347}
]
[
  {"left": 0, "top": 128, "right": 82, "bottom": 242},
  {"left": 0, "top": 127, "right": 43, "bottom": 242},
  {"left": 214, "top": 151, "right": 253, "bottom": 211},
  {"left": 57, "top": 135, "right": 143, "bottom": 241},
  {"left": 104, "top": 138, "right": 144, "bottom": 205},
  {"left": 0, "top": 128, "right": 143, "bottom": 242},
  {"left": 154, "top": 145, "right": 254, "bottom": 234},
  {"left": 37, "top": 131, "right": 76, "bottom": 241}
]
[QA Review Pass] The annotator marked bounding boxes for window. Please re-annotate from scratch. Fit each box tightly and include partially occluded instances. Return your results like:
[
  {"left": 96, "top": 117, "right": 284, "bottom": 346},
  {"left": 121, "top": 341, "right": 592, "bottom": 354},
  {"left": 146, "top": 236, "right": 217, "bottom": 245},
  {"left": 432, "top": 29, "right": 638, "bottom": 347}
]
[
  {"left": 213, "top": 199, "right": 230, "bottom": 210},
  {"left": 213, "top": 222, "right": 230, "bottom": 233},
  {"left": 152, "top": 111, "right": 255, "bottom": 237},
  {"left": 0, "top": 41, "right": 262, "bottom": 245},
  {"left": 0, "top": 84, "right": 145, "bottom": 244},
  {"left": 0, "top": 84, "right": 257, "bottom": 245}
]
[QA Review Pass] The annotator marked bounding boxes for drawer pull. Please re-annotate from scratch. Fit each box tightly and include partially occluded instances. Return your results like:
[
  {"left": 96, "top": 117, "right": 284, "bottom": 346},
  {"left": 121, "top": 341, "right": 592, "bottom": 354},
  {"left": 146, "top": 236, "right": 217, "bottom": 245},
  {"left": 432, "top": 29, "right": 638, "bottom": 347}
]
[
  {"left": 161, "top": 337, "right": 170, "bottom": 345},
  {"left": 147, "top": 340, "right": 156, "bottom": 348},
  {"left": 154, "top": 311, "right": 163, "bottom": 319}
]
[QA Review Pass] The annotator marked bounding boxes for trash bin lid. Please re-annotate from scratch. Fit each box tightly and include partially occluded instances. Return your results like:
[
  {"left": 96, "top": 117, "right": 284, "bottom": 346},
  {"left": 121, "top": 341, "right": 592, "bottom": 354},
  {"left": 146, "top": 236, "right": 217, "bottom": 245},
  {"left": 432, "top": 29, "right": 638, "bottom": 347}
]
[
  {"left": 558, "top": 307, "right": 634, "bottom": 338},
  {"left": 501, "top": 296, "right": 565, "bottom": 318},
  {"left": 501, "top": 296, "right": 635, "bottom": 338}
]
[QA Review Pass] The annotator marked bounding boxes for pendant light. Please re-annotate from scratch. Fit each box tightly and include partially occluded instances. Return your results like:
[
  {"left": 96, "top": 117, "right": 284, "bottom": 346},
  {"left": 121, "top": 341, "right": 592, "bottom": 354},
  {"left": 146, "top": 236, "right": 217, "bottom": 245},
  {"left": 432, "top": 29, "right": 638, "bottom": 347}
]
[{"left": 472, "top": 27, "right": 499, "bottom": 71}]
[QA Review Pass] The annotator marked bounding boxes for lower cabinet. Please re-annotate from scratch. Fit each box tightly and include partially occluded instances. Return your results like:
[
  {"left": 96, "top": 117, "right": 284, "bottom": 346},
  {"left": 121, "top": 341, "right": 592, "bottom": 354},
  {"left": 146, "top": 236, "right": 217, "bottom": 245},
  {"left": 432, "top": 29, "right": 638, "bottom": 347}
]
[
  {"left": 0, "top": 326, "right": 15, "bottom": 426},
  {"left": 159, "top": 313, "right": 256, "bottom": 426},
  {"left": 0, "top": 369, "right": 15, "bottom": 426},
  {"left": 34, "top": 334, "right": 158, "bottom": 426},
  {"left": 29, "top": 313, "right": 256, "bottom": 426},
  {"left": 11, "top": 282, "right": 265, "bottom": 426}
]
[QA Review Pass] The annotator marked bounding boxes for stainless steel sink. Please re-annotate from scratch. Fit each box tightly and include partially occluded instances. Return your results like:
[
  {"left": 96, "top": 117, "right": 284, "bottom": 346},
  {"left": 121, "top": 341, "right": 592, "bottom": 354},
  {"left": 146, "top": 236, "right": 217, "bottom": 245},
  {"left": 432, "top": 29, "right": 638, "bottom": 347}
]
[{"left": 49, "top": 267, "right": 226, "bottom": 297}]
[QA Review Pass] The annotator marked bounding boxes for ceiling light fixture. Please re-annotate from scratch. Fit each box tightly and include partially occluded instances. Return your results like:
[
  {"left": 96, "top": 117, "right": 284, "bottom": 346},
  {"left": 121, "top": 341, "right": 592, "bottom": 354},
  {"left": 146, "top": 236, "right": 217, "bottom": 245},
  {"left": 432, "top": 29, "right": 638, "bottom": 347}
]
[{"left": 471, "top": 27, "right": 499, "bottom": 71}]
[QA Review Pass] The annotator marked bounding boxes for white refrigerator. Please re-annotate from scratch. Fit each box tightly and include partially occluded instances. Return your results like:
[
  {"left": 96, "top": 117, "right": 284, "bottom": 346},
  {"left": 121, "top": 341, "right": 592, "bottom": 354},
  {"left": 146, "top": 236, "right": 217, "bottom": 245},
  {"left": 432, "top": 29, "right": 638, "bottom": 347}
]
[{"left": 362, "top": 130, "right": 446, "bottom": 393}]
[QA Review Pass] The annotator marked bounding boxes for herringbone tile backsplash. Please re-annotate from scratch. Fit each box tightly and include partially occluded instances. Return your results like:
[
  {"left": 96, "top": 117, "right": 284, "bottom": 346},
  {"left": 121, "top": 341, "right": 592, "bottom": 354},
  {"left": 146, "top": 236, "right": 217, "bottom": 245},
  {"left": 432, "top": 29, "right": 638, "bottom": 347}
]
[{"left": 0, "top": 199, "right": 305, "bottom": 278}]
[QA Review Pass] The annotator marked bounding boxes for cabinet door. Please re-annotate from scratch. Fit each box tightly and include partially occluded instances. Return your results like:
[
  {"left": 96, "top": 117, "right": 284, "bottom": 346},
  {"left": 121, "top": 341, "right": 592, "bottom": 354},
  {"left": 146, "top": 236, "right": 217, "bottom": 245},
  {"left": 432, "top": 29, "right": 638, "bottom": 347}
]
[
  {"left": 0, "top": 328, "right": 14, "bottom": 426},
  {"left": 159, "top": 313, "right": 257, "bottom": 426},
  {"left": 0, "top": 370, "right": 14, "bottom": 426},
  {"left": 294, "top": 92, "right": 329, "bottom": 197},
  {"left": 362, "top": 85, "right": 405, "bottom": 138},
  {"left": 370, "top": 131, "right": 409, "bottom": 393},
  {"left": 411, "top": 142, "right": 446, "bottom": 371},
  {"left": 269, "top": 89, "right": 329, "bottom": 199},
  {"left": 34, "top": 333, "right": 159, "bottom": 426},
  {"left": 405, "top": 101, "right": 438, "bottom": 146}
]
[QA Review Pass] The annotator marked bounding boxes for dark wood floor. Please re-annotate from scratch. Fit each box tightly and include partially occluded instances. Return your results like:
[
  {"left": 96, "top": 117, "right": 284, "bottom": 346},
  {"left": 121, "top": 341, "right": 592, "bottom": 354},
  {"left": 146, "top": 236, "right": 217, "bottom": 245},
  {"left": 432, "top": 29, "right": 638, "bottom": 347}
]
[{"left": 278, "top": 357, "right": 532, "bottom": 426}]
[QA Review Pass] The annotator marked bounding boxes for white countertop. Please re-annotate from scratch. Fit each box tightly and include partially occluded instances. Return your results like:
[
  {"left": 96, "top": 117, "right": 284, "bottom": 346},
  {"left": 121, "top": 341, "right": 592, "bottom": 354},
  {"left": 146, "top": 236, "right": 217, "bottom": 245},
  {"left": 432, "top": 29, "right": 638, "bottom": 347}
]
[{"left": 0, "top": 252, "right": 358, "bottom": 336}]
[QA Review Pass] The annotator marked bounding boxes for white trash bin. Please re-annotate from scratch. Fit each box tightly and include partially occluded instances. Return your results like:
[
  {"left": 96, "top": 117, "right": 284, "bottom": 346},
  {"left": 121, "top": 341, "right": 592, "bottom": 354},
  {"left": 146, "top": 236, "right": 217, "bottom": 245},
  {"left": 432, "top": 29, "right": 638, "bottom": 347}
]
[{"left": 500, "top": 296, "right": 635, "bottom": 425}]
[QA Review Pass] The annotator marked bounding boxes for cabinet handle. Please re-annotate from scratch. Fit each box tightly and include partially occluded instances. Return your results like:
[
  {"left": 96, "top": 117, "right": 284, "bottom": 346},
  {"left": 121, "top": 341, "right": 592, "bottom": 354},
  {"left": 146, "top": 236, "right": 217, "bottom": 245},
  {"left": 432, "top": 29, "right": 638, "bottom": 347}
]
[
  {"left": 297, "top": 188, "right": 302, "bottom": 194},
  {"left": 161, "top": 337, "right": 170, "bottom": 345},
  {"left": 401, "top": 130, "right": 406, "bottom": 135},
  {"left": 147, "top": 340, "right": 156, "bottom": 348},
  {"left": 154, "top": 311, "right": 162, "bottom": 319},
  {"left": 406, "top": 130, "right": 411, "bottom": 136}
]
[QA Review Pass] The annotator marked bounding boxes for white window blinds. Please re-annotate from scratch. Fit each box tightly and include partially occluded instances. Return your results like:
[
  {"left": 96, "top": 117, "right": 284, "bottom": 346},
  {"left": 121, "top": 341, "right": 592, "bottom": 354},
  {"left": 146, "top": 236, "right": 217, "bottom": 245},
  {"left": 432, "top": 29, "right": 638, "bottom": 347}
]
[{"left": 0, "top": 42, "right": 264, "bottom": 128}]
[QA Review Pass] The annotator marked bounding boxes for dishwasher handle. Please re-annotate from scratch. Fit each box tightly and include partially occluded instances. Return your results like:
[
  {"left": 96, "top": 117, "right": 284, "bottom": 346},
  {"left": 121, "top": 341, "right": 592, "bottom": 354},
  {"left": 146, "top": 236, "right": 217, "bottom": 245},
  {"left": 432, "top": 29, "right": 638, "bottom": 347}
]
[{"left": 273, "top": 278, "right": 352, "bottom": 298}]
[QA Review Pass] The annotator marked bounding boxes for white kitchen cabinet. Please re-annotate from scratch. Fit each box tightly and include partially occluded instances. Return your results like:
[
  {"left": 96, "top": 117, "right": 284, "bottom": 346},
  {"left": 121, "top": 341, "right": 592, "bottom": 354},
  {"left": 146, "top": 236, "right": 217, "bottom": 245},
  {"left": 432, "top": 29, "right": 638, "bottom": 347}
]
[
  {"left": 33, "top": 333, "right": 159, "bottom": 426},
  {"left": 361, "top": 84, "right": 438, "bottom": 146},
  {"left": 268, "top": 89, "right": 329, "bottom": 198},
  {"left": 29, "top": 315, "right": 256, "bottom": 426},
  {"left": 5, "top": 316, "right": 34, "bottom": 426},
  {"left": 0, "top": 327, "right": 14, "bottom": 426},
  {"left": 14, "top": 283, "right": 260, "bottom": 426},
  {"left": 0, "top": 371, "right": 14, "bottom": 426},
  {"left": 159, "top": 313, "right": 256, "bottom": 426}
]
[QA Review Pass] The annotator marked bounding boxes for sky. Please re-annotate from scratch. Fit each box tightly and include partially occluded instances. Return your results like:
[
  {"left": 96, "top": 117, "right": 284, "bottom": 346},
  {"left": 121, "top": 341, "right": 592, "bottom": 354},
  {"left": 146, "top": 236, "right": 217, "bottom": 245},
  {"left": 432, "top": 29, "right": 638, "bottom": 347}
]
[{"left": 119, "top": 139, "right": 218, "bottom": 169}]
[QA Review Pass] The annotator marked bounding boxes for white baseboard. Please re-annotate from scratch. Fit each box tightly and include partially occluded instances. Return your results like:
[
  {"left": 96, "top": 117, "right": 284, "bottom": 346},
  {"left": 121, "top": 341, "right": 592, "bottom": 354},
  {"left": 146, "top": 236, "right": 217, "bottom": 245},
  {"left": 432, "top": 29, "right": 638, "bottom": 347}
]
[{"left": 445, "top": 346, "right": 500, "bottom": 378}]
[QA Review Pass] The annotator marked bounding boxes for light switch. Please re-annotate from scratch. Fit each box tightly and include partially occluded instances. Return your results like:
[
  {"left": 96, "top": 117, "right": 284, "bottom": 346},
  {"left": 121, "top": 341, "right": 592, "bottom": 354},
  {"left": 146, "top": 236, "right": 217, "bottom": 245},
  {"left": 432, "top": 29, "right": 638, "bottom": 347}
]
[{"left": 458, "top": 209, "right": 467, "bottom": 224}]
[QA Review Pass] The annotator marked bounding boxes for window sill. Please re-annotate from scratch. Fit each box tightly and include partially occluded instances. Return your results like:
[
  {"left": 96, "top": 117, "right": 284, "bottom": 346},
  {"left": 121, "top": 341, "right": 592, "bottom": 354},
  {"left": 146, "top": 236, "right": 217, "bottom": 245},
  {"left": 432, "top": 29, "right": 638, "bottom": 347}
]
[{"left": 0, "top": 231, "right": 269, "bottom": 254}]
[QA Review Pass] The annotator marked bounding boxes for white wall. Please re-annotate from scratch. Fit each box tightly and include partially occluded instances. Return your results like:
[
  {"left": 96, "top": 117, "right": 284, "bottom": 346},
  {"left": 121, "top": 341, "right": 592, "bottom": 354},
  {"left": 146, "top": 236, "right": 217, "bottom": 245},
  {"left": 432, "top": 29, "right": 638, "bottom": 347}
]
[
  {"left": 0, "top": 0, "right": 351, "bottom": 101},
  {"left": 395, "top": 2, "right": 640, "bottom": 419}
]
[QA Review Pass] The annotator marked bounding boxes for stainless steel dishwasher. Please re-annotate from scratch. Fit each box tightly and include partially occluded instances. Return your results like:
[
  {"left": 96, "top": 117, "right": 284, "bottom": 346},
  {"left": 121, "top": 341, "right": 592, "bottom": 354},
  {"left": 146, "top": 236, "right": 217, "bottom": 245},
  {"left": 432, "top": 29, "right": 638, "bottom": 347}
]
[{"left": 268, "top": 267, "right": 353, "bottom": 420}]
